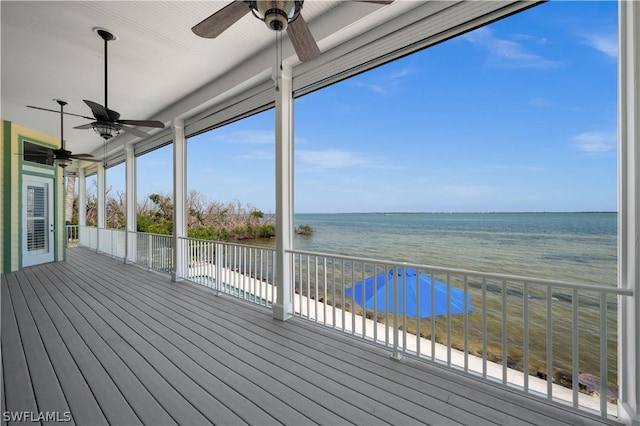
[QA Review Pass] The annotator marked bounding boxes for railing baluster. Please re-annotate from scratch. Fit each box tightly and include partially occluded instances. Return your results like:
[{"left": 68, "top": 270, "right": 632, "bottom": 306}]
[
  {"left": 463, "top": 274, "right": 469, "bottom": 373},
  {"left": 392, "top": 267, "right": 399, "bottom": 359},
  {"left": 306, "top": 255, "right": 312, "bottom": 319},
  {"left": 351, "top": 262, "right": 356, "bottom": 336},
  {"left": 447, "top": 273, "right": 452, "bottom": 367},
  {"left": 373, "top": 263, "right": 378, "bottom": 344},
  {"left": 341, "top": 259, "right": 345, "bottom": 333},
  {"left": 361, "top": 262, "right": 366, "bottom": 338},
  {"left": 523, "top": 282, "right": 529, "bottom": 393},
  {"left": 547, "top": 284, "right": 553, "bottom": 400},
  {"left": 599, "top": 292, "right": 608, "bottom": 416},
  {"left": 572, "top": 288, "right": 579, "bottom": 408},
  {"left": 431, "top": 270, "right": 437, "bottom": 362},
  {"left": 502, "top": 279, "right": 507, "bottom": 384},
  {"left": 482, "top": 277, "right": 487, "bottom": 379},
  {"left": 316, "top": 256, "right": 333, "bottom": 325}
]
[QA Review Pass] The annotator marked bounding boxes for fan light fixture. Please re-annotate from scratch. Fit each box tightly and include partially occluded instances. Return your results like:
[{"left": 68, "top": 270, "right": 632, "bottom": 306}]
[
  {"left": 53, "top": 157, "right": 72, "bottom": 168},
  {"left": 251, "top": 1, "right": 302, "bottom": 31},
  {"left": 92, "top": 122, "right": 119, "bottom": 140}
]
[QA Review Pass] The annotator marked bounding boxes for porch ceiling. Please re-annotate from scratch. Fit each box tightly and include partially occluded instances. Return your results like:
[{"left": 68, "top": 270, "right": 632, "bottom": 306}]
[{"left": 1, "top": 1, "right": 536, "bottom": 167}]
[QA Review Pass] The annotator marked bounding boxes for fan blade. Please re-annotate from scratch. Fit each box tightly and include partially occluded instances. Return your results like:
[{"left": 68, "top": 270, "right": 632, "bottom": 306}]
[
  {"left": 69, "top": 155, "right": 102, "bottom": 163},
  {"left": 27, "top": 105, "right": 94, "bottom": 120},
  {"left": 73, "top": 123, "right": 95, "bottom": 130},
  {"left": 357, "top": 1, "right": 394, "bottom": 4},
  {"left": 116, "top": 119, "right": 165, "bottom": 129},
  {"left": 287, "top": 15, "right": 321, "bottom": 62},
  {"left": 192, "top": 1, "right": 250, "bottom": 38},
  {"left": 119, "top": 125, "right": 150, "bottom": 138},
  {"left": 83, "top": 100, "right": 121, "bottom": 121},
  {"left": 68, "top": 153, "right": 94, "bottom": 158}
]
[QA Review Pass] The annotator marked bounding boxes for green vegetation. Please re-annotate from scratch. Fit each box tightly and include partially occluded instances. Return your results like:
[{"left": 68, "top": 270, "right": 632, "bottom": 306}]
[
  {"left": 295, "top": 224, "right": 314, "bottom": 235},
  {"left": 76, "top": 187, "right": 276, "bottom": 242}
]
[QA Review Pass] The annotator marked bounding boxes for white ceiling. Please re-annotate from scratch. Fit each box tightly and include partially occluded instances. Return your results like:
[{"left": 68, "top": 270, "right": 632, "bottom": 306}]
[{"left": 1, "top": 1, "right": 537, "bottom": 167}]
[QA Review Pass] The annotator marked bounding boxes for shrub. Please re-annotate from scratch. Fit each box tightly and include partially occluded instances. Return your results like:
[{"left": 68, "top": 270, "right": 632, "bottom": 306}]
[{"left": 295, "top": 224, "right": 313, "bottom": 235}]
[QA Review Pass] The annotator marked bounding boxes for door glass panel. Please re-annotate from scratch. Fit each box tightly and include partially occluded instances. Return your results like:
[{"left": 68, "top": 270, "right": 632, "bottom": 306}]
[{"left": 26, "top": 185, "right": 48, "bottom": 252}]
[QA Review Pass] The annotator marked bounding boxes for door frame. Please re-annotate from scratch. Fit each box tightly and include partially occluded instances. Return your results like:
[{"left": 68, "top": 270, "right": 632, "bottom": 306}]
[{"left": 21, "top": 174, "right": 55, "bottom": 267}]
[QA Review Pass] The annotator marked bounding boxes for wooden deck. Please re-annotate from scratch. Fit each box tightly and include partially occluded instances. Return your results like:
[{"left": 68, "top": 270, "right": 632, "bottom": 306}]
[{"left": 2, "top": 248, "right": 617, "bottom": 426}]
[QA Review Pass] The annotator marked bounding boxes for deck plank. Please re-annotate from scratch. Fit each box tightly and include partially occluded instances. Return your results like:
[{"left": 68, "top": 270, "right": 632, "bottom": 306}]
[
  {"left": 32, "top": 264, "right": 177, "bottom": 426},
  {"left": 4, "top": 272, "right": 72, "bottom": 426},
  {"left": 15, "top": 269, "right": 109, "bottom": 426},
  {"left": 47, "top": 261, "right": 266, "bottom": 426},
  {"left": 23, "top": 267, "right": 142, "bottom": 426},
  {"left": 64, "top": 250, "right": 369, "bottom": 425},
  {"left": 40, "top": 264, "right": 214, "bottom": 426},
  {"left": 82, "top": 257, "right": 471, "bottom": 426},
  {"left": 1, "top": 275, "right": 39, "bottom": 426},
  {"left": 2, "top": 248, "right": 621, "bottom": 426}
]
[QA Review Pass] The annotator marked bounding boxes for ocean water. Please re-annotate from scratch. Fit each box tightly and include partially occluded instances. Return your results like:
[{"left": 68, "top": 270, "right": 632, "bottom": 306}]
[{"left": 293, "top": 212, "right": 617, "bottom": 286}]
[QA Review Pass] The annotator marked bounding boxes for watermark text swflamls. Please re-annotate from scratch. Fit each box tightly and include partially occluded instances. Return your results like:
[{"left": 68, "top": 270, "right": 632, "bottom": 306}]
[{"left": 2, "top": 411, "right": 71, "bottom": 422}]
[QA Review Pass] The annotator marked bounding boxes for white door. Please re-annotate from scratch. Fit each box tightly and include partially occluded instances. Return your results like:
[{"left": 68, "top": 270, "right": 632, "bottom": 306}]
[{"left": 22, "top": 175, "right": 55, "bottom": 267}]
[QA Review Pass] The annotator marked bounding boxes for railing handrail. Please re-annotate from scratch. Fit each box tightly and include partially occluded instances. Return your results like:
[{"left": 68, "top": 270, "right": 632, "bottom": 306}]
[
  {"left": 79, "top": 224, "right": 127, "bottom": 234},
  {"left": 288, "top": 248, "right": 632, "bottom": 296},
  {"left": 177, "top": 236, "right": 274, "bottom": 251},
  {"left": 133, "top": 230, "right": 172, "bottom": 238}
]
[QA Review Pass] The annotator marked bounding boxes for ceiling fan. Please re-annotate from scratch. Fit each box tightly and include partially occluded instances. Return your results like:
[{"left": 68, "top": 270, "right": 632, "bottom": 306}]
[
  {"left": 25, "top": 100, "right": 102, "bottom": 167},
  {"left": 192, "top": 0, "right": 394, "bottom": 62},
  {"left": 28, "top": 28, "right": 165, "bottom": 141}
]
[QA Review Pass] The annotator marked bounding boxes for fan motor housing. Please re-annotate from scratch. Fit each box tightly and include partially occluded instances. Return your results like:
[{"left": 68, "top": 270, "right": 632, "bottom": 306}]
[
  {"left": 264, "top": 9, "right": 289, "bottom": 31},
  {"left": 256, "top": 0, "right": 296, "bottom": 31}
]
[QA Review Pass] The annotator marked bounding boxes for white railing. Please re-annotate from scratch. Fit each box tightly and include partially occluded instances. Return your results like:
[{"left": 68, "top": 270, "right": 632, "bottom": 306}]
[
  {"left": 135, "top": 232, "right": 173, "bottom": 273},
  {"left": 288, "top": 248, "right": 632, "bottom": 419},
  {"left": 98, "top": 228, "right": 126, "bottom": 258},
  {"left": 65, "top": 224, "right": 79, "bottom": 247},
  {"left": 79, "top": 225, "right": 98, "bottom": 249},
  {"left": 177, "top": 237, "right": 276, "bottom": 308},
  {"left": 77, "top": 226, "right": 125, "bottom": 258}
]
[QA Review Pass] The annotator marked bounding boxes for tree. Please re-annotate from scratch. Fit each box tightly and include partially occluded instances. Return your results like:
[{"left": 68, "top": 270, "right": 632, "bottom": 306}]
[{"left": 65, "top": 171, "right": 76, "bottom": 224}]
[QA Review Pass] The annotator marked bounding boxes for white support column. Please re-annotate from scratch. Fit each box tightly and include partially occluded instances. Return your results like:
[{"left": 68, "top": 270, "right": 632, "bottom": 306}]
[
  {"left": 274, "top": 63, "right": 294, "bottom": 321},
  {"left": 618, "top": 1, "right": 640, "bottom": 424},
  {"left": 97, "top": 164, "right": 106, "bottom": 229},
  {"left": 172, "top": 118, "right": 187, "bottom": 282},
  {"left": 78, "top": 168, "right": 86, "bottom": 226},
  {"left": 125, "top": 143, "right": 137, "bottom": 263}
]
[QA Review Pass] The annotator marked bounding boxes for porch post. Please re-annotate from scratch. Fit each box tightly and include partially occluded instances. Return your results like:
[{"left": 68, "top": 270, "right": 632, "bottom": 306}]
[
  {"left": 125, "top": 143, "right": 137, "bottom": 263},
  {"left": 274, "top": 63, "right": 294, "bottom": 321},
  {"left": 618, "top": 0, "right": 639, "bottom": 424},
  {"left": 172, "top": 118, "right": 187, "bottom": 282},
  {"left": 97, "top": 164, "right": 106, "bottom": 228},
  {"left": 78, "top": 168, "right": 86, "bottom": 226}
]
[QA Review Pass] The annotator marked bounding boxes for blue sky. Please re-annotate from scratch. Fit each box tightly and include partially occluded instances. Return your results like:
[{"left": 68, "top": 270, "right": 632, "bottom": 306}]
[{"left": 105, "top": 1, "right": 618, "bottom": 214}]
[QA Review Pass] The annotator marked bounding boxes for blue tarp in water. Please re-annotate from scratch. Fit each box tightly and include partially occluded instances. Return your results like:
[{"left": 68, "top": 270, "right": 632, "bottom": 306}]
[{"left": 344, "top": 267, "right": 472, "bottom": 319}]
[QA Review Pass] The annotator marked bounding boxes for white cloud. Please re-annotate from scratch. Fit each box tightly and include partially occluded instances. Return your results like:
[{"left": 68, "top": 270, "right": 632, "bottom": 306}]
[
  {"left": 348, "top": 81, "right": 386, "bottom": 94},
  {"left": 581, "top": 33, "right": 617, "bottom": 58},
  {"left": 464, "top": 27, "right": 561, "bottom": 69},
  {"left": 529, "top": 97, "right": 553, "bottom": 107},
  {"left": 215, "top": 129, "right": 274, "bottom": 145},
  {"left": 387, "top": 66, "right": 416, "bottom": 80},
  {"left": 297, "top": 149, "right": 388, "bottom": 169},
  {"left": 572, "top": 131, "right": 616, "bottom": 153},
  {"left": 347, "top": 66, "right": 415, "bottom": 95},
  {"left": 240, "top": 150, "right": 274, "bottom": 161}
]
